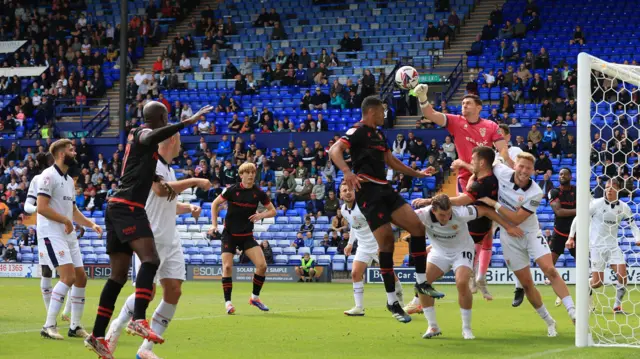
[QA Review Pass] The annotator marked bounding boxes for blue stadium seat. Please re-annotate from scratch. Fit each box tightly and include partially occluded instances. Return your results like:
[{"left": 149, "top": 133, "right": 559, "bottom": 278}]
[
  {"left": 289, "top": 255, "right": 302, "bottom": 266},
  {"left": 275, "top": 255, "right": 288, "bottom": 265},
  {"left": 283, "top": 247, "right": 296, "bottom": 255},
  {"left": 332, "top": 255, "right": 346, "bottom": 271},
  {"left": 311, "top": 247, "right": 325, "bottom": 255},
  {"left": 190, "top": 254, "right": 204, "bottom": 264},
  {"left": 298, "top": 247, "right": 311, "bottom": 255},
  {"left": 317, "top": 255, "right": 331, "bottom": 266},
  {"left": 97, "top": 254, "right": 110, "bottom": 264}
]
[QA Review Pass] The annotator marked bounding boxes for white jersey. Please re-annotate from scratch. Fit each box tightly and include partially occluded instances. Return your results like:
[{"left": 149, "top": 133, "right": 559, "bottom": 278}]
[
  {"left": 493, "top": 163, "right": 543, "bottom": 233},
  {"left": 145, "top": 159, "right": 179, "bottom": 246},
  {"left": 341, "top": 202, "right": 377, "bottom": 253},
  {"left": 36, "top": 165, "right": 76, "bottom": 241},
  {"left": 415, "top": 205, "right": 477, "bottom": 252},
  {"left": 587, "top": 198, "right": 640, "bottom": 249},
  {"left": 24, "top": 174, "right": 40, "bottom": 212}
]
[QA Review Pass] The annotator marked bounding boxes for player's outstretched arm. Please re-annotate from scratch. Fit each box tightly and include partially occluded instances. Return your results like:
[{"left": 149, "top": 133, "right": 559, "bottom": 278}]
[
  {"left": 476, "top": 205, "right": 523, "bottom": 237},
  {"left": 329, "top": 141, "right": 361, "bottom": 190},
  {"left": 413, "top": 84, "right": 447, "bottom": 127},
  {"left": 37, "top": 195, "right": 73, "bottom": 234},
  {"left": 156, "top": 178, "right": 211, "bottom": 196},
  {"left": 72, "top": 206, "right": 103, "bottom": 237},
  {"left": 449, "top": 193, "right": 474, "bottom": 206},
  {"left": 139, "top": 105, "right": 214, "bottom": 146},
  {"left": 384, "top": 151, "right": 427, "bottom": 178},
  {"left": 176, "top": 202, "right": 201, "bottom": 219},
  {"left": 477, "top": 197, "right": 534, "bottom": 226}
]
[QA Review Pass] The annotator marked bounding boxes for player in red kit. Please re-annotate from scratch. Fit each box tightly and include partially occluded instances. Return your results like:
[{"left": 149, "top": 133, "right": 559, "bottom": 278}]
[{"left": 413, "top": 85, "right": 509, "bottom": 301}]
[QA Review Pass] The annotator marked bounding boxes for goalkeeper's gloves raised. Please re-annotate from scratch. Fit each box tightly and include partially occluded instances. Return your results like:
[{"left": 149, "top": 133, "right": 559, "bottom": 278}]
[{"left": 412, "top": 84, "right": 429, "bottom": 103}]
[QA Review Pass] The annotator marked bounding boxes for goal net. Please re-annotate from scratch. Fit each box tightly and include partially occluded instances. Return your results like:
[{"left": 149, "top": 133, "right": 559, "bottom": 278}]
[{"left": 576, "top": 53, "right": 640, "bottom": 347}]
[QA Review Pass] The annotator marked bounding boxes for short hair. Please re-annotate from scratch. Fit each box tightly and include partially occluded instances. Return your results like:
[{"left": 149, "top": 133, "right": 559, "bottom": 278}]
[
  {"left": 361, "top": 95, "right": 384, "bottom": 115},
  {"left": 431, "top": 194, "right": 452, "bottom": 212},
  {"left": 559, "top": 167, "right": 572, "bottom": 175},
  {"left": 238, "top": 162, "right": 256, "bottom": 175},
  {"left": 49, "top": 139, "right": 72, "bottom": 157},
  {"left": 608, "top": 177, "right": 621, "bottom": 189},
  {"left": 498, "top": 124, "right": 510, "bottom": 135},
  {"left": 516, "top": 152, "right": 536, "bottom": 164},
  {"left": 462, "top": 94, "right": 482, "bottom": 106},
  {"left": 472, "top": 146, "right": 495, "bottom": 167}
]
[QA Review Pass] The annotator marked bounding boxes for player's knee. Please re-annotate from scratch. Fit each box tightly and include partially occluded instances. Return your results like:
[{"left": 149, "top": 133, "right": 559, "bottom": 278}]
[
  {"left": 351, "top": 271, "right": 363, "bottom": 282},
  {"left": 542, "top": 267, "right": 559, "bottom": 281},
  {"left": 164, "top": 284, "right": 182, "bottom": 302},
  {"left": 408, "top": 221, "right": 426, "bottom": 237},
  {"left": 222, "top": 262, "right": 233, "bottom": 273},
  {"left": 255, "top": 262, "right": 267, "bottom": 274}
]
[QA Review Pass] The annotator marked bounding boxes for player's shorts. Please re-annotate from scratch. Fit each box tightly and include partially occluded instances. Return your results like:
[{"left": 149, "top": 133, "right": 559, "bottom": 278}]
[
  {"left": 221, "top": 229, "right": 259, "bottom": 254},
  {"left": 353, "top": 250, "right": 379, "bottom": 266},
  {"left": 549, "top": 230, "right": 575, "bottom": 257},
  {"left": 427, "top": 245, "right": 474, "bottom": 273},
  {"left": 355, "top": 182, "right": 406, "bottom": 232},
  {"left": 132, "top": 242, "right": 186, "bottom": 284},
  {"left": 105, "top": 202, "right": 154, "bottom": 255},
  {"left": 500, "top": 229, "right": 551, "bottom": 271},
  {"left": 38, "top": 235, "right": 83, "bottom": 270},
  {"left": 590, "top": 246, "right": 625, "bottom": 272}
]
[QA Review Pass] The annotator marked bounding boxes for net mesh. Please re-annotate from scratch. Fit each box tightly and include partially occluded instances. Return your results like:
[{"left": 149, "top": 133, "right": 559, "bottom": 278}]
[{"left": 588, "top": 60, "right": 640, "bottom": 346}]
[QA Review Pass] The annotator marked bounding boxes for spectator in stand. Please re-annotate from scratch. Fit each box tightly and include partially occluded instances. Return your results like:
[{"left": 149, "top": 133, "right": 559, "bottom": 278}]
[
  {"left": 538, "top": 170, "right": 555, "bottom": 198},
  {"left": 564, "top": 134, "right": 577, "bottom": 158},
  {"left": 491, "top": 4, "right": 503, "bottom": 25},
  {"left": 271, "top": 22, "right": 287, "bottom": 40},
  {"left": 330, "top": 92, "right": 346, "bottom": 110},
  {"left": 467, "top": 34, "right": 483, "bottom": 56},
  {"left": 292, "top": 233, "right": 305, "bottom": 249},
  {"left": 499, "top": 90, "right": 514, "bottom": 114},
  {"left": 199, "top": 53, "right": 212, "bottom": 72},
  {"left": 570, "top": 25, "right": 585, "bottom": 45},
  {"left": 527, "top": 11, "right": 541, "bottom": 31},
  {"left": 524, "top": 139, "right": 539, "bottom": 157},
  {"left": 425, "top": 22, "right": 439, "bottom": 41},
  {"left": 530, "top": 73, "right": 544, "bottom": 104},
  {"left": 393, "top": 134, "right": 407, "bottom": 156},
  {"left": 528, "top": 124, "right": 542, "bottom": 146},
  {"left": 498, "top": 20, "right": 514, "bottom": 40},
  {"left": 541, "top": 124, "right": 557, "bottom": 150},
  {"left": 535, "top": 47, "right": 550, "bottom": 69},
  {"left": 179, "top": 53, "right": 192, "bottom": 72},
  {"left": 324, "top": 190, "right": 339, "bottom": 217},
  {"left": 437, "top": 19, "right": 452, "bottom": 48},
  {"left": 338, "top": 32, "right": 353, "bottom": 51},
  {"left": 330, "top": 209, "right": 348, "bottom": 233},
  {"left": 213, "top": 30, "right": 229, "bottom": 49},
  {"left": 292, "top": 178, "right": 313, "bottom": 204},
  {"left": 481, "top": 19, "right": 497, "bottom": 41},
  {"left": 309, "top": 87, "right": 330, "bottom": 111},
  {"left": 361, "top": 70, "right": 376, "bottom": 98},
  {"left": 448, "top": 10, "right": 460, "bottom": 27},
  {"left": 513, "top": 17, "right": 527, "bottom": 38},
  {"left": 535, "top": 151, "right": 553, "bottom": 175},
  {"left": 3, "top": 243, "right": 17, "bottom": 262},
  {"left": 351, "top": 33, "right": 363, "bottom": 52},
  {"left": 224, "top": 59, "right": 239, "bottom": 79},
  {"left": 517, "top": 63, "right": 532, "bottom": 82}
]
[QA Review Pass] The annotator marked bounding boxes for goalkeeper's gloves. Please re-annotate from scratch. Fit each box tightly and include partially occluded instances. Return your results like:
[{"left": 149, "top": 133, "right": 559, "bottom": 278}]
[{"left": 412, "top": 84, "right": 429, "bottom": 104}]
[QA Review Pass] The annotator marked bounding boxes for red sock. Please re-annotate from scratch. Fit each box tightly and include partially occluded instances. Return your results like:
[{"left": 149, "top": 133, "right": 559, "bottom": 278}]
[{"left": 478, "top": 233, "right": 493, "bottom": 277}]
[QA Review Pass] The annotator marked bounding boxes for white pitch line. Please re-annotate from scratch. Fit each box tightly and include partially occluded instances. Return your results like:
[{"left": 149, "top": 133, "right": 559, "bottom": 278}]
[{"left": 512, "top": 346, "right": 577, "bottom": 359}]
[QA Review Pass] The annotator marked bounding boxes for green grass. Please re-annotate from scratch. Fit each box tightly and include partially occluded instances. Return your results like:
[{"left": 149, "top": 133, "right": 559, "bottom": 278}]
[{"left": 0, "top": 279, "right": 637, "bottom": 358}]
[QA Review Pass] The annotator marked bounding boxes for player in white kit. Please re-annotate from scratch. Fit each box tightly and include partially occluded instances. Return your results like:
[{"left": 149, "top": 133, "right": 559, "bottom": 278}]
[
  {"left": 415, "top": 194, "right": 523, "bottom": 340},
  {"left": 37, "top": 140, "right": 102, "bottom": 340},
  {"left": 476, "top": 152, "right": 575, "bottom": 336},
  {"left": 105, "top": 133, "right": 210, "bottom": 359},
  {"left": 567, "top": 178, "right": 640, "bottom": 314},
  {"left": 339, "top": 183, "right": 405, "bottom": 316}
]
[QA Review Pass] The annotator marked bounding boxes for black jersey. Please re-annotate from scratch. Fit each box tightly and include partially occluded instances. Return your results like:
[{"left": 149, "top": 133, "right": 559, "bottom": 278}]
[
  {"left": 111, "top": 127, "right": 160, "bottom": 206},
  {"left": 222, "top": 183, "right": 270, "bottom": 236},
  {"left": 339, "top": 122, "right": 389, "bottom": 184},
  {"left": 465, "top": 173, "right": 499, "bottom": 236},
  {"left": 548, "top": 185, "right": 576, "bottom": 236}
]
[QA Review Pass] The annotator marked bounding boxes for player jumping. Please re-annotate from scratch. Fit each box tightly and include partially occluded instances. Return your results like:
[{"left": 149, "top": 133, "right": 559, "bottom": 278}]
[
  {"left": 476, "top": 152, "right": 575, "bottom": 336},
  {"left": 208, "top": 162, "right": 277, "bottom": 315},
  {"left": 414, "top": 194, "right": 523, "bottom": 340},
  {"left": 339, "top": 183, "right": 405, "bottom": 316},
  {"left": 85, "top": 102, "right": 213, "bottom": 358},
  {"left": 330, "top": 96, "right": 444, "bottom": 324},
  {"left": 567, "top": 178, "right": 640, "bottom": 314},
  {"left": 37, "top": 140, "right": 102, "bottom": 340},
  {"left": 105, "top": 133, "right": 210, "bottom": 359}
]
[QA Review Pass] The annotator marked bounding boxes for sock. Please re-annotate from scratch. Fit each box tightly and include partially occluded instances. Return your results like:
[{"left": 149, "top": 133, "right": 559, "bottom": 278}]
[
  {"left": 111, "top": 293, "right": 135, "bottom": 334},
  {"left": 423, "top": 306, "right": 438, "bottom": 328},
  {"left": 252, "top": 274, "right": 266, "bottom": 297},
  {"left": 140, "top": 300, "right": 177, "bottom": 352},
  {"left": 379, "top": 252, "right": 397, "bottom": 304},
  {"left": 63, "top": 292, "right": 72, "bottom": 316},
  {"left": 222, "top": 277, "right": 233, "bottom": 302},
  {"left": 460, "top": 308, "right": 472, "bottom": 329},
  {"left": 535, "top": 304, "right": 555, "bottom": 326},
  {"left": 70, "top": 286, "right": 86, "bottom": 330},
  {"left": 561, "top": 296, "right": 575, "bottom": 312},
  {"left": 45, "top": 282, "right": 70, "bottom": 327},
  {"left": 474, "top": 243, "right": 482, "bottom": 268},
  {"left": 353, "top": 281, "right": 364, "bottom": 308},
  {"left": 41, "top": 277, "right": 52, "bottom": 311},
  {"left": 514, "top": 276, "right": 522, "bottom": 289},
  {"left": 92, "top": 279, "right": 124, "bottom": 338},
  {"left": 411, "top": 295, "right": 420, "bottom": 305},
  {"left": 478, "top": 249, "right": 492, "bottom": 278},
  {"left": 134, "top": 262, "right": 158, "bottom": 320},
  {"left": 410, "top": 236, "right": 427, "bottom": 279},
  {"left": 615, "top": 285, "right": 626, "bottom": 308},
  {"left": 395, "top": 280, "right": 404, "bottom": 295}
]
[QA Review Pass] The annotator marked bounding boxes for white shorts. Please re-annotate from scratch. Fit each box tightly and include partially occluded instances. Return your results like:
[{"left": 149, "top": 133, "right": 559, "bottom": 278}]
[
  {"left": 133, "top": 242, "right": 186, "bottom": 284},
  {"left": 427, "top": 245, "right": 474, "bottom": 273},
  {"left": 591, "top": 246, "right": 625, "bottom": 272},
  {"left": 353, "top": 250, "right": 378, "bottom": 266},
  {"left": 500, "top": 229, "right": 551, "bottom": 271},
  {"left": 37, "top": 235, "right": 83, "bottom": 270}
]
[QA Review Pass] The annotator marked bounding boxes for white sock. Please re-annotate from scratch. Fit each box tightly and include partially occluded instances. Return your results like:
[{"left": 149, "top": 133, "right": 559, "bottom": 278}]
[
  {"left": 353, "top": 281, "right": 364, "bottom": 308},
  {"left": 110, "top": 293, "right": 135, "bottom": 334},
  {"left": 251, "top": 294, "right": 259, "bottom": 300},
  {"left": 140, "top": 300, "right": 177, "bottom": 352},
  {"left": 615, "top": 285, "right": 626, "bottom": 308},
  {"left": 386, "top": 291, "right": 399, "bottom": 305},
  {"left": 561, "top": 296, "right": 575, "bottom": 312},
  {"left": 63, "top": 290, "right": 72, "bottom": 316},
  {"left": 395, "top": 280, "right": 404, "bottom": 304},
  {"left": 460, "top": 308, "right": 472, "bottom": 330},
  {"left": 70, "top": 286, "right": 86, "bottom": 330},
  {"left": 415, "top": 273, "right": 426, "bottom": 284},
  {"left": 411, "top": 295, "right": 420, "bottom": 305},
  {"left": 514, "top": 276, "right": 522, "bottom": 289},
  {"left": 45, "top": 282, "right": 69, "bottom": 327},
  {"left": 41, "top": 277, "right": 52, "bottom": 311},
  {"left": 225, "top": 300, "right": 233, "bottom": 307},
  {"left": 423, "top": 306, "right": 438, "bottom": 328},
  {"left": 535, "top": 304, "right": 555, "bottom": 326}
]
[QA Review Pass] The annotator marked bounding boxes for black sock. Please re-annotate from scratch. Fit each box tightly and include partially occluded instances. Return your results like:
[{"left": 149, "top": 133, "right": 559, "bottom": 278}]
[
  {"left": 92, "top": 279, "right": 124, "bottom": 338},
  {"left": 252, "top": 274, "right": 266, "bottom": 296},
  {"left": 222, "top": 277, "right": 233, "bottom": 302},
  {"left": 379, "top": 252, "right": 396, "bottom": 293},
  {"left": 133, "top": 261, "right": 158, "bottom": 320},
  {"left": 410, "top": 235, "right": 427, "bottom": 275}
]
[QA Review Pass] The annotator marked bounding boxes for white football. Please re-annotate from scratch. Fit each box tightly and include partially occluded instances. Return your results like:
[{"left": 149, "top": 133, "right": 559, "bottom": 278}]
[{"left": 395, "top": 66, "right": 420, "bottom": 90}]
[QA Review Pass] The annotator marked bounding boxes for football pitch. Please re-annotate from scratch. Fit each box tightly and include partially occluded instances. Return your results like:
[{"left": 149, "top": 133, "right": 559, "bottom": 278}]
[{"left": 0, "top": 279, "right": 637, "bottom": 359}]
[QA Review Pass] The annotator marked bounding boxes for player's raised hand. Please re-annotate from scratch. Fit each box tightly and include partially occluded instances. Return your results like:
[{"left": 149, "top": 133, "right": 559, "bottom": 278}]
[
  {"left": 92, "top": 224, "right": 104, "bottom": 238},
  {"left": 248, "top": 212, "right": 265, "bottom": 223},
  {"left": 190, "top": 204, "right": 202, "bottom": 220},
  {"left": 450, "top": 159, "right": 467, "bottom": 171},
  {"left": 412, "top": 84, "right": 429, "bottom": 103},
  {"left": 183, "top": 105, "right": 214, "bottom": 125},
  {"left": 412, "top": 198, "right": 432, "bottom": 208},
  {"left": 506, "top": 226, "right": 524, "bottom": 238},
  {"left": 566, "top": 238, "right": 576, "bottom": 249},
  {"left": 344, "top": 244, "right": 353, "bottom": 256},
  {"left": 343, "top": 171, "right": 362, "bottom": 191},
  {"left": 63, "top": 218, "right": 74, "bottom": 235},
  {"left": 423, "top": 166, "right": 437, "bottom": 176}
]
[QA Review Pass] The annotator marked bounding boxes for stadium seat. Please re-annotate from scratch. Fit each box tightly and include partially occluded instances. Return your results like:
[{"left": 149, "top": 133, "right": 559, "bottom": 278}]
[
  {"left": 289, "top": 255, "right": 302, "bottom": 266},
  {"left": 85, "top": 254, "right": 98, "bottom": 264},
  {"left": 332, "top": 255, "right": 346, "bottom": 271},
  {"left": 317, "top": 255, "right": 331, "bottom": 266},
  {"left": 97, "top": 254, "right": 110, "bottom": 264},
  {"left": 190, "top": 254, "right": 204, "bottom": 264},
  {"left": 283, "top": 247, "right": 296, "bottom": 255},
  {"left": 311, "top": 247, "right": 325, "bottom": 255},
  {"left": 298, "top": 247, "right": 311, "bottom": 255},
  {"left": 275, "top": 255, "right": 288, "bottom": 265},
  {"left": 326, "top": 247, "right": 338, "bottom": 255},
  {"left": 347, "top": 255, "right": 354, "bottom": 271},
  {"left": 204, "top": 254, "right": 218, "bottom": 264}
]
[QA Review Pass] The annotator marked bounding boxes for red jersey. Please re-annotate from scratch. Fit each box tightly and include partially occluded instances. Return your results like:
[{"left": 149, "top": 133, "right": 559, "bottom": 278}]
[{"left": 445, "top": 113, "right": 503, "bottom": 183}]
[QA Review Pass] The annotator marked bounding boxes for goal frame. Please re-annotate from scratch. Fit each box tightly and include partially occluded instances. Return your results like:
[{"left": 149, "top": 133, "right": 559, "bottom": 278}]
[{"left": 576, "top": 52, "right": 640, "bottom": 348}]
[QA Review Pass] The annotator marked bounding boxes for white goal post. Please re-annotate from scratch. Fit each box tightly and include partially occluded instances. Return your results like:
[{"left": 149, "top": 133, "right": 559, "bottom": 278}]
[{"left": 576, "top": 52, "right": 640, "bottom": 348}]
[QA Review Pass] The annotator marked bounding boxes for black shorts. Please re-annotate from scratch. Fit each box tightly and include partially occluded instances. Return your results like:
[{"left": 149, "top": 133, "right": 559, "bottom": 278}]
[
  {"left": 468, "top": 217, "right": 492, "bottom": 244},
  {"left": 221, "top": 230, "right": 259, "bottom": 254},
  {"left": 355, "top": 182, "right": 406, "bottom": 232},
  {"left": 470, "top": 230, "right": 491, "bottom": 244},
  {"left": 549, "top": 231, "right": 575, "bottom": 258},
  {"left": 105, "top": 202, "right": 154, "bottom": 255}
]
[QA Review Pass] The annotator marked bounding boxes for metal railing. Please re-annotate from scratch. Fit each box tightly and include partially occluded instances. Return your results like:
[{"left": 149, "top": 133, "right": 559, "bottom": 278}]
[
  {"left": 437, "top": 56, "right": 464, "bottom": 104},
  {"left": 53, "top": 98, "right": 110, "bottom": 137},
  {"left": 379, "top": 61, "right": 402, "bottom": 103}
]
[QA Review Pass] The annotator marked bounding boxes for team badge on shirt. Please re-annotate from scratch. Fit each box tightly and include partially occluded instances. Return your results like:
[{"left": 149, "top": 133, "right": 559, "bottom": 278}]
[{"left": 479, "top": 128, "right": 486, "bottom": 137}]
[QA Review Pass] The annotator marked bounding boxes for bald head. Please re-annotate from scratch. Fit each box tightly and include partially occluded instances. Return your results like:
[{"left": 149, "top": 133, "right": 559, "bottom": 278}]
[{"left": 143, "top": 101, "right": 168, "bottom": 128}]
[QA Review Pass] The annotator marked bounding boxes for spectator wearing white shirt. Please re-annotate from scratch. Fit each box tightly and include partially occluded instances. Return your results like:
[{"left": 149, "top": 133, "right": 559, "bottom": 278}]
[
  {"left": 179, "top": 54, "right": 192, "bottom": 72},
  {"left": 197, "top": 116, "right": 211, "bottom": 133},
  {"left": 133, "top": 68, "right": 150, "bottom": 86},
  {"left": 77, "top": 13, "right": 87, "bottom": 27},
  {"left": 32, "top": 93, "right": 42, "bottom": 106},
  {"left": 393, "top": 134, "right": 406, "bottom": 156},
  {"left": 239, "top": 57, "right": 253, "bottom": 76},
  {"left": 81, "top": 38, "right": 92, "bottom": 56},
  {"left": 483, "top": 69, "right": 496, "bottom": 88},
  {"left": 181, "top": 103, "right": 193, "bottom": 120},
  {"left": 199, "top": 53, "right": 212, "bottom": 72},
  {"left": 509, "top": 118, "right": 522, "bottom": 127}
]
